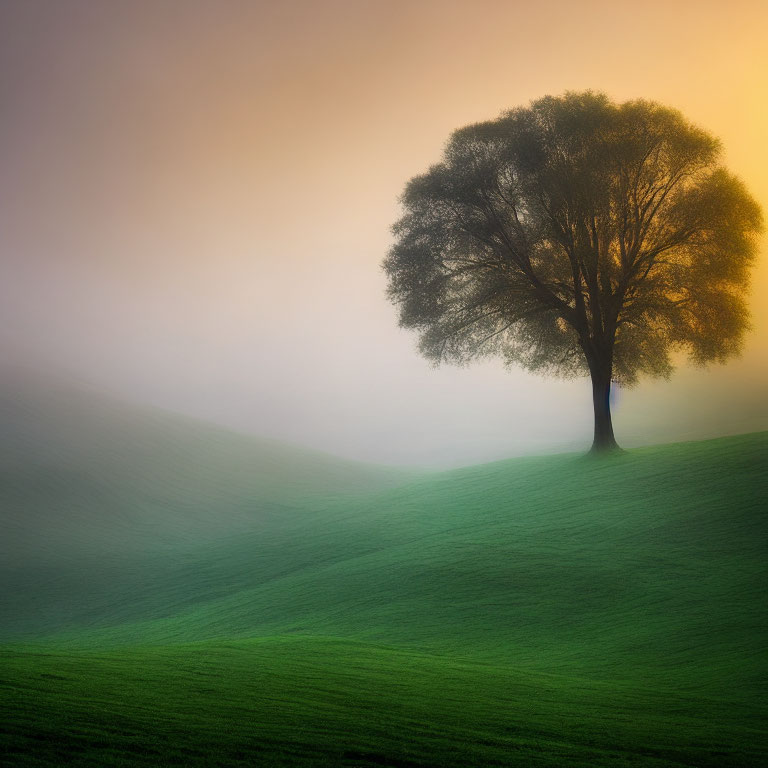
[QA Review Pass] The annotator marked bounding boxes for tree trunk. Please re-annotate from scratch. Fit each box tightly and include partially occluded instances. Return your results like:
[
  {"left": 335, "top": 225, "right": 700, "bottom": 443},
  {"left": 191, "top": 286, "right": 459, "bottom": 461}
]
[{"left": 590, "top": 367, "right": 619, "bottom": 453}]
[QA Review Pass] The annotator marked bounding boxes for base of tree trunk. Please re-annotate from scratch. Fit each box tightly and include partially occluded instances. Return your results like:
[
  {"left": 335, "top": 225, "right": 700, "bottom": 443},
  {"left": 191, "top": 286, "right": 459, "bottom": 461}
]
[{"left": 588, "top": 439, "right": 623, "bottom": 455}]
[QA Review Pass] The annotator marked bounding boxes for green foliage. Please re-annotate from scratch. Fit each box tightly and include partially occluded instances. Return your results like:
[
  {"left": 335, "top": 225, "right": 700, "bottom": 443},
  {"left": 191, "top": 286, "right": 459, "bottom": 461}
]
[{"left": 384, "top": 92, "right": 763, "bottom": 385}]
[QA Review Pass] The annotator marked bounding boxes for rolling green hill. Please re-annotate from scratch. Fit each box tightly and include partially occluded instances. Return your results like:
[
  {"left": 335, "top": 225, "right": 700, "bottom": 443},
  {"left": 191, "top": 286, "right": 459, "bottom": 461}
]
[
  {"left": 1, "top": 380, "right": 766, "bottom": 766},
  {"left": 0, "top": 373, "right": 419, "bottom": 636}
]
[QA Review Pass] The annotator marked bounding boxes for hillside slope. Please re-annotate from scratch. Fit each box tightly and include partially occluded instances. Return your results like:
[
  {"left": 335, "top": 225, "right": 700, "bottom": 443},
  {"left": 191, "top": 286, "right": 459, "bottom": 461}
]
[
  {"left": 2, "top": 423, "right": 766, "bottom": 692},
  {"left": 1, "top": 383, "right": 765, "bottom": 766},
  {"left": 0, "top": 371, "right": 418, "bottom": 562}
]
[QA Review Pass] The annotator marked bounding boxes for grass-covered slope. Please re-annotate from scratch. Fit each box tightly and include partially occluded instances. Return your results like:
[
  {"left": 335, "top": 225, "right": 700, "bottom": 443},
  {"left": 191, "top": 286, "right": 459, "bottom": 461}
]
[
  {"left": 0, "top": 381, "right": 766, "bottom": 766},
  {"left": 5, "top": 432, "right": 766, "bottom": 692},
  {"left": 0, "top": 373, "right": 419, "bottom": 635},
  {"left": 3, "top": 637, "right": 765, "bottom": 768}
]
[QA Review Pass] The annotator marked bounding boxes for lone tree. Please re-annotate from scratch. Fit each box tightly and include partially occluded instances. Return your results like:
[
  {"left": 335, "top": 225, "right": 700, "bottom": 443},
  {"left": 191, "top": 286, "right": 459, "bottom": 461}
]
[{"left": 384, "top": 92, "right": 763, "bottom": 451}]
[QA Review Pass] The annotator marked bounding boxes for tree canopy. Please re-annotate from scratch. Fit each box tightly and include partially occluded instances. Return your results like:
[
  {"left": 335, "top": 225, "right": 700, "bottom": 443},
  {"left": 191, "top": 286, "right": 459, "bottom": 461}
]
[{"left": 384, "top": 92, "right": 763, "bottom": 450}]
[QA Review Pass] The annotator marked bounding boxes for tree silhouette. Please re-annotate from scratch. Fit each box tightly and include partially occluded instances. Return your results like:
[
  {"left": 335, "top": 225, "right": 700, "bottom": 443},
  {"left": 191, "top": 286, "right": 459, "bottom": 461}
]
[{"left": 384, "top": 92, "right": 763, "bottom": 451}]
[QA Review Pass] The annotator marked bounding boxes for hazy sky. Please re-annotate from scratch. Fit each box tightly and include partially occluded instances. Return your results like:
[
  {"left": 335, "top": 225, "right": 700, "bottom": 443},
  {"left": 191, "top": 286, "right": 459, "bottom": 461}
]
[{"left": 1, "top": 0, "right": 767, "bottom": 466}]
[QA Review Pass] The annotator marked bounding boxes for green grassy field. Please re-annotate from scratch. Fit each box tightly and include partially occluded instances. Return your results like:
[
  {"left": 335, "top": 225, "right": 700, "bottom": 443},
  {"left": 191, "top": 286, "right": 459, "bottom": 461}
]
[{"left": 1, "top": 384, "right": 766, "bottom": 766}]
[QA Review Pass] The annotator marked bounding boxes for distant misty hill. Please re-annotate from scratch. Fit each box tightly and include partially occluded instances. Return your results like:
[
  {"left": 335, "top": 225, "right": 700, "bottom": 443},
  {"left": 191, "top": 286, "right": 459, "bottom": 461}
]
[{"left": 0, "top": 367, "right": 420, "bottom": 567}]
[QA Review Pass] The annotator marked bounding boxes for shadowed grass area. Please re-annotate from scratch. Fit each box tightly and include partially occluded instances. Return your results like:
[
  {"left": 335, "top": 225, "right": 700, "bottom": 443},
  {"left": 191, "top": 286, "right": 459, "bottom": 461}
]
[
  {"left": 1, "top": 637, "right": 764, "bottom": 768},
  {"left": 0, "top": 386, "right": 765, "bottom": 766}
]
